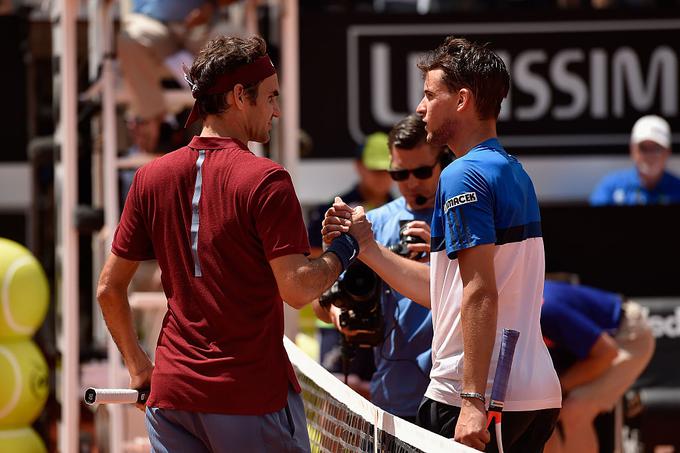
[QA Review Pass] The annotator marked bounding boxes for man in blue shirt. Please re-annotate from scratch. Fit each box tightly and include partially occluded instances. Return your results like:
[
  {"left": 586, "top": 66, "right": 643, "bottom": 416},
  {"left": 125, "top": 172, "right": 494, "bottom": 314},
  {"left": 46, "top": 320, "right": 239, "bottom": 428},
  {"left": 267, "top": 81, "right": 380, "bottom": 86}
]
[
  {"left": 323, "top": 37, "right": 562, "bottom": 452},
  {"left": 316, "top": 115, "right": 447, "bottom": 421},
  {"left": 590, "top": 115, "right": 680, "bottom": 205},
  {"left": 541, "top": 280, "right": 655, "bottom": 453}
]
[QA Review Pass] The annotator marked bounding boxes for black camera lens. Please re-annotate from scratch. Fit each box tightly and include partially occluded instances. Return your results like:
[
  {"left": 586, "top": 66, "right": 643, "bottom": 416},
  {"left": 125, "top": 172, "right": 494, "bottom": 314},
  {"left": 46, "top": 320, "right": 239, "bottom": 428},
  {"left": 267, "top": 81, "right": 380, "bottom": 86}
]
[{"left": 342, "top": 262, "right": 379, "bottom": 301}]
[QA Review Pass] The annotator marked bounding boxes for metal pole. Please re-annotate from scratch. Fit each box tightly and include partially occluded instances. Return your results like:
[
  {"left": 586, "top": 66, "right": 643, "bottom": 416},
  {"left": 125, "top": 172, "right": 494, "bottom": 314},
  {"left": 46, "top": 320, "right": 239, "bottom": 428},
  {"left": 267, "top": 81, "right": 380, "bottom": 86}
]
[
  {"left": 280, "top": 0, "right": 300, "bottom": 339},
  {"left": 281, "top": 0, "right": 299, "bottom": 185},
  {"left": 98, "top": 1, "right": 125, "bottom": 451},
  {"left": 101, "top": 0, "right": 118, "bottom": 276},
  {"left": 58, "top": 0, "right": 80, "bottom": 451},
  {"left": 245, "top": 0, "right": 260, "bottom": 37}
]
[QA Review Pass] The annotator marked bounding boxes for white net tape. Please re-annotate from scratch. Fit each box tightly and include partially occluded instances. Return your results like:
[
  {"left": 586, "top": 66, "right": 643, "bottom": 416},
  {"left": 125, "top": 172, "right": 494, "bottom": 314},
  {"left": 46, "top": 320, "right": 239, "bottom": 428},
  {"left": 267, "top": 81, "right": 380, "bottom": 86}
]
[{"left": 284, "top": 337, "right": 475, "bottom": 453}]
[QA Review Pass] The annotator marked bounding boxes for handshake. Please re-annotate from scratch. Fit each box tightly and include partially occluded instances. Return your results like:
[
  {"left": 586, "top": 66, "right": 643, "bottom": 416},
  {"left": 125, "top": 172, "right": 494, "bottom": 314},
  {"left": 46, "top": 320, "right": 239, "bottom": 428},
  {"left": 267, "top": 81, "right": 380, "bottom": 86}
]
[
  {"left": 317, "top": 196, "right": 433, "bottom": 345},
  {"left": 321, "top": 197, "right": 374, "bottom": 252},
  {"left": 321, "top": 197, "right": 431, "bottom": 262}
]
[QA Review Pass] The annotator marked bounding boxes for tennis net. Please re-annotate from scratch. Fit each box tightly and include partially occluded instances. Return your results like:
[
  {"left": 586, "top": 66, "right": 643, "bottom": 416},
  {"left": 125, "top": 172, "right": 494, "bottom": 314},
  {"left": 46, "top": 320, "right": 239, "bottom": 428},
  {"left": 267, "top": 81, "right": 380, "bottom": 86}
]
[{"left": 284, "top": 337, "right": 475, "bottom": 453}]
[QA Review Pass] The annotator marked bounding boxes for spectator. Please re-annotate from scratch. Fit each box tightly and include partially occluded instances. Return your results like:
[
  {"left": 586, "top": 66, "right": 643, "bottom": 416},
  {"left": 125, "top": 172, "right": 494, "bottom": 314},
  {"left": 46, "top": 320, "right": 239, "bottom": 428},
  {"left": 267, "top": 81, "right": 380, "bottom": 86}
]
[
  {"left": 541, "top": 280, "right": 655, "bottom": 453},
  {"left": 117, "top": 0, "right": 242, "bottom": 154},
  {"left": 590, "top": 115, "right": 680, "bottom": 205}
]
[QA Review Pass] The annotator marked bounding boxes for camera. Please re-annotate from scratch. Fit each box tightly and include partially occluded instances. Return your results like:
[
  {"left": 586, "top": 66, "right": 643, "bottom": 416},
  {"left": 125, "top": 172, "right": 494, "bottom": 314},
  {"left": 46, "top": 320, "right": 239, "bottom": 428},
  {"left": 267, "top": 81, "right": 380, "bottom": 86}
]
[
  {"left": 388, "top": 220, "right": 426, "bottom": 260},
  {"left": 319, "top": 261, "right": 384, "bottom": 347},
  {"left": 319, "top": 220, "right": 427, "bottom": 348}
]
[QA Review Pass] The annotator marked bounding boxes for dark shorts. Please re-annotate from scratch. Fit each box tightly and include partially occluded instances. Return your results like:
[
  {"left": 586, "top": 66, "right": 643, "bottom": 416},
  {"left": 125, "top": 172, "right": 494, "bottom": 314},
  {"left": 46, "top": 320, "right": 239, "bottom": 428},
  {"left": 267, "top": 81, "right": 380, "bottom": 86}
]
[
  {"left": 145, "top": 385, "right": 310, "bottom": 453},
  {"left": 416, "top": 397, "right": 560, "bottom": 453}
]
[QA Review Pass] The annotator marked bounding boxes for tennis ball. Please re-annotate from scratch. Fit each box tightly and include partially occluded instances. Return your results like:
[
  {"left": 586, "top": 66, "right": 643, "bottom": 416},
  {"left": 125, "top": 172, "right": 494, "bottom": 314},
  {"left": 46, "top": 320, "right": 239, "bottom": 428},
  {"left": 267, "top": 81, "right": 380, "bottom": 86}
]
[
  {"left": 0, "top": 238, "right": 49, "bottom": 339},
  {"left": 0, "top": 427, "right": 47, "bottom": 453},
  {"left": 0, "top": 339, "right": 49, "bottom": 428}
]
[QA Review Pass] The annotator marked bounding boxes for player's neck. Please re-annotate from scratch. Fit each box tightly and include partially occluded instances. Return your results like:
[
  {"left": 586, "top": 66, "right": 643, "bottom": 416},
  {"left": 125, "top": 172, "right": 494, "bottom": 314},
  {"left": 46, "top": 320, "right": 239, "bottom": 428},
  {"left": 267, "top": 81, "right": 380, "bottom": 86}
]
[
  {"left": 200, "top": 115, "right": 249, "bottom": 145},
  {"left": 449, "top": 120, "right": 497, "bottom": 158}
]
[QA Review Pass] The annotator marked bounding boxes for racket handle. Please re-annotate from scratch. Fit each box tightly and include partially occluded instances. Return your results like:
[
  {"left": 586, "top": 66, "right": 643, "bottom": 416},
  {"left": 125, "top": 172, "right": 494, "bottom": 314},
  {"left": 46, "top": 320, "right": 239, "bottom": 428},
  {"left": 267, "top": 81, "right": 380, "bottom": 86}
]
[
  {"left": 84, "top": 388, "right": 150, "bottom": 405},
  {"left": 489, "top": 329, "right": 520, "bottom": 410}
]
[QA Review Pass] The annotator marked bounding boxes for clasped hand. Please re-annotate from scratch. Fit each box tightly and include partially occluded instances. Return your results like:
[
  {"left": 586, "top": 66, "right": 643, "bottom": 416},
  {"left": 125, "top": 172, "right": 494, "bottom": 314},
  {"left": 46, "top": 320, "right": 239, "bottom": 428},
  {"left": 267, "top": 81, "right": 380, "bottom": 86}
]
[
  {"left": 321, "top": 197, "right": 374, "bottom": 252},
  {"left": 455, "top": 399, "right": 491, "bottom": 451},
  {"left": 322, "top": 197, "right": 432, "bottom": 263},
  {"left": 129, "top": 362, "right": 154, "bottom": 413}
]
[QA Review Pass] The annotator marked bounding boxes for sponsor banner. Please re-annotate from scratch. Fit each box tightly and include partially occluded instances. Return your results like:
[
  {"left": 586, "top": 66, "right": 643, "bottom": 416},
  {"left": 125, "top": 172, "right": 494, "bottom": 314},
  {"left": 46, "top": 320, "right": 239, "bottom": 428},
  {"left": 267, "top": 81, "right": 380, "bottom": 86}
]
[
  {"left": 647, "top": 306, "right": 680, "bottom": 339},
  {"left": 0, "top": 15, "right": 28, "bottom": 162},
  {"left": 300, "top": 12, "right": 680, "bottom": 158}
]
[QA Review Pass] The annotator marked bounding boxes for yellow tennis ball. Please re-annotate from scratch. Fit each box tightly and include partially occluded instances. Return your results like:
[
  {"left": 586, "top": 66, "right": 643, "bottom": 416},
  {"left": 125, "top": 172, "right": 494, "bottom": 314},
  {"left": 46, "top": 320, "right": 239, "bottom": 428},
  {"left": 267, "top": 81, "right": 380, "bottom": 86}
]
[
  {"left": 0, "top": 339, "right": 49, "bottom": 428},
  {"left": 0, "top": 427, "right": 47, "bottom": 453},
  {"left": 0, "top": 238, "right": 49, "bottom": 339}
]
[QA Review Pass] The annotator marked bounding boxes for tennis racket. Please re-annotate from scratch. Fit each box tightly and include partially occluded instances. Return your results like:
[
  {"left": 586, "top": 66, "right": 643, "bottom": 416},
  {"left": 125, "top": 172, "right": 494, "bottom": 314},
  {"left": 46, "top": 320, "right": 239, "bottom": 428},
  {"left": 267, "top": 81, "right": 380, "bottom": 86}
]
[
  {"left": 84, "top": 387, "right": 150, "bottom": 405},
  {"left": 487, "top": 329, "right": 520, "bottom": 453}
]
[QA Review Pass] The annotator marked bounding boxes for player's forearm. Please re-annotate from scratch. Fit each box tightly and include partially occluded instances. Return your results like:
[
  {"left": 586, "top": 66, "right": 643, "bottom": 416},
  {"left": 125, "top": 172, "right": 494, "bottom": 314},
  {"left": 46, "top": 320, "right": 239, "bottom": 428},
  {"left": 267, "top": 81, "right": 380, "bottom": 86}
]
[
  {"left": 360, "top": 242, "right": 431, "bottom": 308},
  {"left": 97, "top": 286, "right": 150, "bottom": 374},
  {"left": 461, "top": 286, "right": 498, "bottom": 395},
  {"left": 282, "top": 253, "right": 343, "bottom": 308}
]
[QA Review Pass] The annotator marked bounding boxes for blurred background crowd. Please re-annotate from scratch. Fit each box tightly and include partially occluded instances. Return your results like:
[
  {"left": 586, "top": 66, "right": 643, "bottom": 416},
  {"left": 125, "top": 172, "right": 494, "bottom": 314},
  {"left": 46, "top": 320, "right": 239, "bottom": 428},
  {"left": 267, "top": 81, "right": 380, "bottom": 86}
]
[{"left": 0, "top": 0, "right": 679, "bottom": 452}]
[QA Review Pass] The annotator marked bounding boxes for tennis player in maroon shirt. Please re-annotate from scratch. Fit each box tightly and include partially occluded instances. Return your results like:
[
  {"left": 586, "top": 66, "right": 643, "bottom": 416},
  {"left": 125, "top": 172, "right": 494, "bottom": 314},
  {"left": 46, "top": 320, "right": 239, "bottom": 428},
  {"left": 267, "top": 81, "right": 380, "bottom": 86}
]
[{"left": 96, "top": 35, "right": 363, "bottom": 452}]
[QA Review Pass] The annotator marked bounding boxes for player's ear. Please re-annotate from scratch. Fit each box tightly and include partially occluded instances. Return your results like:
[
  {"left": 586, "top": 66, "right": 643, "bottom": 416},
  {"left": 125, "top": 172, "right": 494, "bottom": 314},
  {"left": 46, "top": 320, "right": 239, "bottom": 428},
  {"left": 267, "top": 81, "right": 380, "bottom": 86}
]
[
  {"left": 457, "top": 88, "right": 471, "bottom": 113},
  {"left": 232, "top": 84, "right": 246, "bottom": 109}
]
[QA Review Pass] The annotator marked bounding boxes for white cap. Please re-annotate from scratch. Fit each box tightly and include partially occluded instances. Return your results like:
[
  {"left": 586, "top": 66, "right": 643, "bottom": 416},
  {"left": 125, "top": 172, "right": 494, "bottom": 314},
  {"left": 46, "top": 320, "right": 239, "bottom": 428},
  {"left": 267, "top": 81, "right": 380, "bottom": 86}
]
[{"left": 631, "top": 115, "right": 671, "bottom": 149}]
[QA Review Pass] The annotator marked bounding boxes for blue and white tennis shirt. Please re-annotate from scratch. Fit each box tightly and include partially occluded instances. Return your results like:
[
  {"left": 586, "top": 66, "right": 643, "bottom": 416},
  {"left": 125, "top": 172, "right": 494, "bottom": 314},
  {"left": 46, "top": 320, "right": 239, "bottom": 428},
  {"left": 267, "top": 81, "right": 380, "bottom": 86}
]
[{"left": 426, "top": 138, "right": 561, "bottom": 412}]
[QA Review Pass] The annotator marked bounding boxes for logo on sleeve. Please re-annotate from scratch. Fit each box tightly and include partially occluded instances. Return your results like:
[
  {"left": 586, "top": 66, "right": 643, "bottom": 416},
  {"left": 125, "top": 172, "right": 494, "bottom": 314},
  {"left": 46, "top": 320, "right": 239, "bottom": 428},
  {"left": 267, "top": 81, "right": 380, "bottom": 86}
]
[{"left": 444, "top": 192, "right": 478, "bottom": 212}]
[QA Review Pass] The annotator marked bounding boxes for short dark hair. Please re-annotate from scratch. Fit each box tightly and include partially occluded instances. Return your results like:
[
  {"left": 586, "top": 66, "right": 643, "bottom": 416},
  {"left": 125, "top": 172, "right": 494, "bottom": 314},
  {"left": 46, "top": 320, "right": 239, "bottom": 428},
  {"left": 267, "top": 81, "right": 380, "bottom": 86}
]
[
  {"left": 388, "top": 114, "right": 445, "bottom": 152},
  {"left": 388, "top": 114, "right": 429, "bottom": 150},
  {"left": 417, "top": 37, "right": 509, "bottom": 120},
  {"left": 189, "top": 36, "right": 268, "bottom": 118}
]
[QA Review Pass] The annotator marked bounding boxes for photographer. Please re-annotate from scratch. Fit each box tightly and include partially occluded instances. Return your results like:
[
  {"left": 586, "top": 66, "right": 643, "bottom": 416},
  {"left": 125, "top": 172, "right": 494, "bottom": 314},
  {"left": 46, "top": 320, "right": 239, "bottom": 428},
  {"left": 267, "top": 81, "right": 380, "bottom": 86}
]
[
  {"left": 315, "top": 114, "right": 450, "bottom": 421},
  {"left": 308, "top": 132, "right": 393, "bottom": 394}
]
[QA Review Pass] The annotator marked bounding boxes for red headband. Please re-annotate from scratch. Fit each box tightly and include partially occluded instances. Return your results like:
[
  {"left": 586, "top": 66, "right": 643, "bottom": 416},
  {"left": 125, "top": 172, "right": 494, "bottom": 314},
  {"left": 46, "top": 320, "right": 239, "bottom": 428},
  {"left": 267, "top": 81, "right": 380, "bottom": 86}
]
[{"left": 184, "top": 55, "right": 276, "bottom": 128}]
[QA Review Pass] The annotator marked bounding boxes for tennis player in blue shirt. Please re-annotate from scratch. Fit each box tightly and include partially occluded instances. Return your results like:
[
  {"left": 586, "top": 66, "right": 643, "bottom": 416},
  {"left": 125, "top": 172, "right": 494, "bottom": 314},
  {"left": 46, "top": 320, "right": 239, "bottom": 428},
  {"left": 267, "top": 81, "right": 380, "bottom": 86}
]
[{"left": 317, "top": 114, "right": 449, "bottom": 421}]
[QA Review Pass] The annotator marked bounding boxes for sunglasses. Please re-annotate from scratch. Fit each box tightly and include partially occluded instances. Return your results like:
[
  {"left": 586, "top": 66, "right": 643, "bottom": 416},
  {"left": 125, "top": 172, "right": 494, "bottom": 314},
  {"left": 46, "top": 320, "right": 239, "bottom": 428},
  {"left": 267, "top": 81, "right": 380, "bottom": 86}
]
[{"left": 388, "top": 162, "right": 438, "bottom": 181}]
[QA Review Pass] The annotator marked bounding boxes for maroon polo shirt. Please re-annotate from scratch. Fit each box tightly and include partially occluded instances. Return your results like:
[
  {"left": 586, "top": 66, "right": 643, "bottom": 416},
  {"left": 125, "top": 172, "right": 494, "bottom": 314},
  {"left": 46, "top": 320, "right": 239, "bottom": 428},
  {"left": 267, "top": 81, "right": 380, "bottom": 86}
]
[{"left": 112, "top": 136, "right": 308, "bottom": 414}]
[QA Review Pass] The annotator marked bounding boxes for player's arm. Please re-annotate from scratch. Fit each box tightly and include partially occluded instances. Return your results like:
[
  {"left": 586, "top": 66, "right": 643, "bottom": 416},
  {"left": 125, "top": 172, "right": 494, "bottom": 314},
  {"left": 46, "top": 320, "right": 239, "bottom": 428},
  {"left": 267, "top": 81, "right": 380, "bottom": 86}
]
[
  {"left": 96, "top": 254, "right": 154, "bottom": 393},
  {"left": 456, "top": 243, "right": 497, "bottom": 450},
  {"left": 559, "top": 332, "right": 618, "bottom": 393},
  {"left": 323, "top": 198, "right": 431, "bottom": 308},
  {"left": 359, "top": 242, "right": 431, "bottom": 308},
  {"left": 270, "top": 252, "right": 344, "bottom": 309},
  {"left": 252, "top": 169, "right": 351, "bottom": 308}
]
